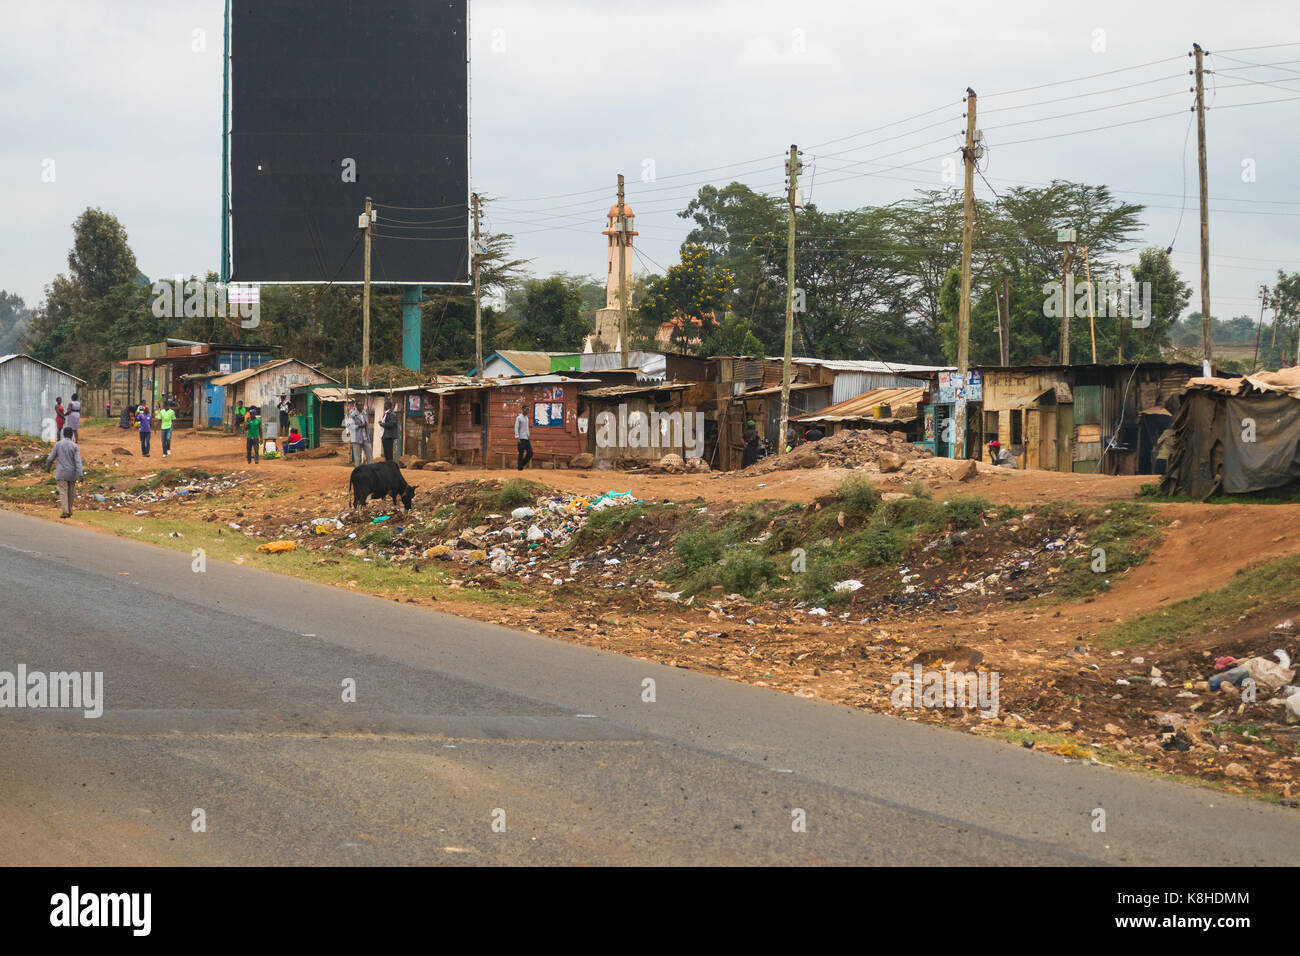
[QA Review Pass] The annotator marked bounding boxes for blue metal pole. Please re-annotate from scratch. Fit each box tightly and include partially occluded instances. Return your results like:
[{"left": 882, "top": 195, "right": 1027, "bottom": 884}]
[{"left": 401, "top": 286, "right": 422, "bottom": 372}]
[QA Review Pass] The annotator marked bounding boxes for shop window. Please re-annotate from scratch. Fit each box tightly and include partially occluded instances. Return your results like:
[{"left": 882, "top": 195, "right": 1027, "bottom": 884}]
[{"left": 1009, "top": 409, "right": 1023, "bottom": 448}]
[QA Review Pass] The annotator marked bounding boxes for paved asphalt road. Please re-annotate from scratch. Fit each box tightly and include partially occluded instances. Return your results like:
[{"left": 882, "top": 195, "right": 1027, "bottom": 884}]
[{"left": 1, "top": 509, "right": 1296, "bottom": 865}]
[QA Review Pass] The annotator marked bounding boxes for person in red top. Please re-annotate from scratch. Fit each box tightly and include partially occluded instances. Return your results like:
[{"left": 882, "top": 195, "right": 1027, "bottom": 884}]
[
  {"left": 55, "top": 397, "right": 66, "bottom": 437},
  {"left": 284, "top": 427, "right": 306, "bottom": 454}
]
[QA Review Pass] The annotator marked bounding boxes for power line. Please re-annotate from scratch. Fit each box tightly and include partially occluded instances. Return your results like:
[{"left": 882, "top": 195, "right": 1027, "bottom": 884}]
[{"left": 981, "top": 55, "right": 1185, "bottom": 98}]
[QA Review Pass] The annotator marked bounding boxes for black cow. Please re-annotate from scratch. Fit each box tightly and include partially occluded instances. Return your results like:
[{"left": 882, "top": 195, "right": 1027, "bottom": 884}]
[{"left": 349, "top": 461, "right": 417, "bottom": 511}]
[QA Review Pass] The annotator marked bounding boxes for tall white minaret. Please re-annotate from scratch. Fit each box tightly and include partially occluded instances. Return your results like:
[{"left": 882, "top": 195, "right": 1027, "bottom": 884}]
[{"left": 602, "top": 202, "right": 637, "bottom": 308}]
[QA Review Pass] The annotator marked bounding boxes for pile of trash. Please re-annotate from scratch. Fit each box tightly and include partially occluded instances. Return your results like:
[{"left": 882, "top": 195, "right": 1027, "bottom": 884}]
[
  {"left": 286, "top": 489, "right": 655, "bottom": 585},
  {"left": 744, "top": 429, "right": 932, "bottom": 475},
  {"left": 862, "top": 518, "right": 1087, "bottom": 614},
  {"left": 90, "top": 472, "right": 247, "bottom": 509}
]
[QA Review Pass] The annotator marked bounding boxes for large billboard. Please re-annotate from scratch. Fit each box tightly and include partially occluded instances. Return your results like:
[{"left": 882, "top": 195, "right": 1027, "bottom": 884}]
[{"left": 224, "top": 0, "right": 469, "bottom": 285}]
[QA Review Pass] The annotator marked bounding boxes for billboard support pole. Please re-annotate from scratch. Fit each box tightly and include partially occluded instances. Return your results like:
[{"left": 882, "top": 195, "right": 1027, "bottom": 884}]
[
  {"left": 220, "top": 0, "right": 231, "bottom": 284},
  {"left": 402, "top": 286, "right": 422, "bottom": 373}
]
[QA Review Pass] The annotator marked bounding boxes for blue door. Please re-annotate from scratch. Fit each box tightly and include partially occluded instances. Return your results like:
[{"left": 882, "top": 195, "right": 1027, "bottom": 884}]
[{"left": 205, "top": 383, "right": 224, "bottom": 426}]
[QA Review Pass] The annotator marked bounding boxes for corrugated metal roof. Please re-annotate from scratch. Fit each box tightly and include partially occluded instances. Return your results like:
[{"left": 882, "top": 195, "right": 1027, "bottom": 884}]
[
  {"left": 797, "top": 385, "right": 928, "bottom": 422},
  {"left": 743, "top": 382, "right": 829, "bottom": 397},
  {"left": 781, "top": 357, "right": 953, "bottom": 374},
  {"left": 1187, "top": 366, "right": 1300, "bottom": 399},
  {"left": 0, "top": 353, "right": 86, "bottom": 382},
  {"left": 210, "top": 358, "right": 338, "bottom": 387},
  {"left": 581, "top": 383, "right": 692, "bottom": 399}
]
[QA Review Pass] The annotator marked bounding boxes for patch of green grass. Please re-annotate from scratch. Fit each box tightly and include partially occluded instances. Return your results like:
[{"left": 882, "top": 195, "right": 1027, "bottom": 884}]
[
  {"left": 1100, "top": 552, "right": 1300, "bottom": 648},
  {"left": 831, "top": 475, "right": 882, "bottom": 518},
  {"left": 1052, "top": 502, "right": 1164, "bottom": 600},
  {"left": 491, "top": 478, "right": 547, "bottom": 511},
  {"left": 674, "top": 525, "right": 726, "bottom": 574}
]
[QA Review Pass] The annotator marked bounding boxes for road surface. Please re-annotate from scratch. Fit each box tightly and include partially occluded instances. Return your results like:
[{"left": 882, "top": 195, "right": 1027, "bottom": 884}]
[{"left": 1, "top": 509, "right": 1295, "bottom": 865}]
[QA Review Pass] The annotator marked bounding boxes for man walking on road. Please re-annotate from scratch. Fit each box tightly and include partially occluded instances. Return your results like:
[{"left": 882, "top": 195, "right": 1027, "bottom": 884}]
[
  {"left": 157, "top": 401, "right": 176, "bottom": 457},
  {"left": 515, "top": 402, "right": 533, "bottom": 470},
  {"left": 45, "top": 427, "right": 84, "bottom": 518}
]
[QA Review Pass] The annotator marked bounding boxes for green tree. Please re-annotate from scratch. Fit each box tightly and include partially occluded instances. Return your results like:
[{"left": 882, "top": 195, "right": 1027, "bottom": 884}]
[
  {"left": 0, "top": 291, "right": 31, "bottom": 353},
  {"left": 513, "top": 276, "right": 589, "bottom": 351},
  {"left": 639, "top": 245, "right": 734, "bottom": 351},
  {"left": 699, "top": 312, "right": 763, "bottom": 357}
]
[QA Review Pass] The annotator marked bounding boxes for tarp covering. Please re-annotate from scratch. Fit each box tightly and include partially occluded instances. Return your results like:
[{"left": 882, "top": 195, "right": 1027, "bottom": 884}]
[
  {"left": 1224, "top": 393, "right": 1300, "bottom": 493},
  {"left": 1161, "top": 379, "right": 1300, "bottom": 498}
]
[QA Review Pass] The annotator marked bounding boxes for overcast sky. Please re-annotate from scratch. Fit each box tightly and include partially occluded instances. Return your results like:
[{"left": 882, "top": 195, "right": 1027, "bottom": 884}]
[{"left": 3, "top": 0, "right": 1299, "bottom": 329}]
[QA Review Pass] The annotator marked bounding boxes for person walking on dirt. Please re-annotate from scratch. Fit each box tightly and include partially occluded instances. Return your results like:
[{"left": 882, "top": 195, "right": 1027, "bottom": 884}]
[
  {"left": 66, "top": 393, "right": 81, "bottom": 443},
  {"left": 138, "top": 405, "right": 153, "bottom": 457},
  {"left": 277, "top": 393, "right": 290, "bottom": 437},
  {"left": 45, "top": 427, "right": 84, "bottom": 519},
  {"left": 515, "top": 403, "right": 533, "bottom": 470},
  {"left": 157, "top": 401, "right": 176, "bottom": 457},
  {"left": 246, "top": 407, "right": 262, "bottom": 464},
  {"left": 347, "top": 400, "right": 372, "bottom": 466},
  {"left": 380, "top": 398, "right": 400, "bottom": 462}
]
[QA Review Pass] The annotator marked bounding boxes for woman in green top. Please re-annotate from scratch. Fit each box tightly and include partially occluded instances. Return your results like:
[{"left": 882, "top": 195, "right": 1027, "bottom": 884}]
[{"left": 245, "top": 408, "right": 261, "bottom": 463}]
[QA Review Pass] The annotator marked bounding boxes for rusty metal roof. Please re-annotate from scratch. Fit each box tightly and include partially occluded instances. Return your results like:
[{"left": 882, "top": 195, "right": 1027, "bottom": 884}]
[{"left": 796, "top": 385, "right": 928, "bottom": 422}]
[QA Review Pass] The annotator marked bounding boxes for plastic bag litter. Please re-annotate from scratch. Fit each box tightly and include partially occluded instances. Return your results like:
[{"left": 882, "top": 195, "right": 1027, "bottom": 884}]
[
  {"left": 511, "top": 507, "right": 535, "bottom": 519},
  {"left": 833, "top": 579, "right": 864, "bottom": 592},
  {"left": 588, "top": 491, "right": 640, "bottom": 511},
  {"left": 256, "top": 540, "right": 296, "bottom": 553},
  {"left": 526, "top": 524, "right": 545, "bottom": 541},
  {"left": 313, "top": 517, "right": 344, "bottom": 534},
  {"left": 1239, "top": 650, "right": 1294, "bottom": 695}
]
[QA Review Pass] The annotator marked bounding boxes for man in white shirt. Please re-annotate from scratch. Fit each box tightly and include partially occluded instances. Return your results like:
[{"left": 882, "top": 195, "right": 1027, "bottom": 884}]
[
  {"left": 514, "top": 403, "right": 533, "bottom": 470},
  {"left": 347, "top": 400, "right": 373, "bottom": 466}
]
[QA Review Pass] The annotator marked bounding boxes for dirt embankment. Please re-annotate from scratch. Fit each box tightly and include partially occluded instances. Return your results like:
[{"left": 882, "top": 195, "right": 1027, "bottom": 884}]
[{"left": 6, "top": 422, "right": 1300, "bottom": 798}]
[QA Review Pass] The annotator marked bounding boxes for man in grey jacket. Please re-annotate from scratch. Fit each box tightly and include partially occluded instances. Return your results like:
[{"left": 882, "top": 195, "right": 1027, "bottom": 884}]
[
  {"left": 347, "top": 400, "right": 373, "bottom": 466},
  {"left": 45, "top": 427, "right": 85, "bottom": 518}
]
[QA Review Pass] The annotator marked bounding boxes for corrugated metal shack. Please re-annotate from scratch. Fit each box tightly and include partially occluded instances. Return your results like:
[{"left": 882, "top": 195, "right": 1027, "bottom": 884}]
[
  {"left": 0, "top": 354, "right": 86, "bottom": 440},
  {"left": 579, "top": 382, "right": 700, "bottom": 464},
  {"left": 977, "top": 362, "right": 1203, "bottom": 474}
]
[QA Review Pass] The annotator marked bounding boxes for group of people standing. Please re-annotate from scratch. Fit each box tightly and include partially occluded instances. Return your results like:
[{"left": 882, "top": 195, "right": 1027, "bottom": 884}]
[
  {"left": 344, "top": 398, "right": 402, "bottom": 466},
  {"left": 54, "top": 394, "right": 81, "bottom": 444}
]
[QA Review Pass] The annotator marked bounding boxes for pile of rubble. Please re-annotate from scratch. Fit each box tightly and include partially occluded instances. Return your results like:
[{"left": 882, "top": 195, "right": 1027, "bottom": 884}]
[{"left": 745, "top": 429, "right": 933, "bottom": 475}]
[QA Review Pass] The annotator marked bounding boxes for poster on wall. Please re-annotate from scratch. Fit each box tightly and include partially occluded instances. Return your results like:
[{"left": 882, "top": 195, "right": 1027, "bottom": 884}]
[
  {"left": 939, "top": 371, "right": 983, "bottom": 403},
  {"left": 407, "top": 395, "right": 421, "bottom": 415}
]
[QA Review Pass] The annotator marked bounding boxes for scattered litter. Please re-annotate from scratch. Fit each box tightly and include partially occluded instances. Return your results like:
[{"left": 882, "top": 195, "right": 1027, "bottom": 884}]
[
  {"left": 833, "top": 579, "right": 864, "bottom": 593},
  {"left": 256, "top": 540, "right": 297, "bottom": 553}
]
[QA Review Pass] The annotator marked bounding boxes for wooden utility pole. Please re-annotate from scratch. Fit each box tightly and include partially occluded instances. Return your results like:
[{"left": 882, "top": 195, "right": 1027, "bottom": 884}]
[
  {"left": 1252, "top": 284, "right": 1269, "bottom": 372},
  {"left": 1083, "top": 246, "right": 1097, "bottom": 363},
  {"left": 779, "top": 144, "right": 801, "bottom": 456},
  {"left": 472, "top": 193, "right": 483, "bottom": 379},
  {"left": 361, "top": 196, "right": 373, "bottom": 386},
  {"left": 1115, "top": 264, "right": 1125, "bottom": 363},
  {"left": 956, "top": 92, "right": 977, "bottom": 459},
  {"left": 616, "top": 174, "right": 630, "bottom": 370},
  {"left": 998, "top": 276, "right": 1011, "bottom": 366},
  {"left": 1193, "top": 43, "right": 1212, "bottom": 361}
]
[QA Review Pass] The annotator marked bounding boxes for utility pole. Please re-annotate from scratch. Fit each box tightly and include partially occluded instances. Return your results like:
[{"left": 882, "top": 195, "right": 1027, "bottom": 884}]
[
  {"left": 779, "top": 144, "right": 801, "bottom": 457},
  {"left": 1193, "top": 42, "right": 1212, "bottom": 362},
  {"left": 1115, "top": 264, "right": 1125, "bottom": 363},
  {"left": 956, "top": 91, "right": 978, "bottom": 460},
  {"left": 1083, "top": 245, "right": 1097, "bottom": 363},
  {"left": 617, "top": 174, "right": 630, "bottom": 371},
  {"left": 998, "top": 276, "right": 1011, "bottom": 366},
  {"left": 472, "top": 193, "right": 483, "bottom": 379},
  {"left": 1252, "top": 284, "right": 1269, "bottom": 373},
  {"left": 361, "top": 196, "right": 373, "bottom": 386}
]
